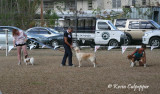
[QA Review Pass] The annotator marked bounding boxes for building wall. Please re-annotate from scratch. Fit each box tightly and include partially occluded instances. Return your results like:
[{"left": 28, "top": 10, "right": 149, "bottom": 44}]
[
  {"left": 77, "top": 0, "right": 88, "bottom": 11},
  {"left": 53, "top": 2, "right": 65, "bottom": 11},
  {"left": 96, "top": 0, "right": 105, "bottom": 9},
  {"left": 42, "top": 0, "right": 160, "bottom": 12}
]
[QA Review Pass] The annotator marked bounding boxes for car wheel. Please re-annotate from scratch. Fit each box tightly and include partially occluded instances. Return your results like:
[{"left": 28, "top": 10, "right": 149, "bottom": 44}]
[
  {"left": 109, "top": 39, "right": 119, "bottom": 48},
  {"left": 51, "top": 40, "right": 59, "bottom": 47},
  {"left": 149, "top": 37, "right": 160, "bottom": 47},
  {"left": 90, "top": 42, "right": 95, "bottom": 48},
  {"left": 126, "top": 36, "right": 131, "bottom": 45},
  {"left": 27, "top": 39, "right": 39, "bottom": 49}
]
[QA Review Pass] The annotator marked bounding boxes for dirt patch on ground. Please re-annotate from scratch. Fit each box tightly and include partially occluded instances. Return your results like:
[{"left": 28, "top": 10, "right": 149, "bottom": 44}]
[{"left": 0, "top": 48, "right": 160, "bottom": 94}]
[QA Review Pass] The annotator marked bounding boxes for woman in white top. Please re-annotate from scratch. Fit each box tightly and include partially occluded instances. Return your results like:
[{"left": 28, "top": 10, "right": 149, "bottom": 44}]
[{"left": 12, "top": 29, "right": 28, "bottom": 65}]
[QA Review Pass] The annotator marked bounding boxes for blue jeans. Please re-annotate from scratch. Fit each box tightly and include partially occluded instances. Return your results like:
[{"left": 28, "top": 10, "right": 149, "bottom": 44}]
[{"left": 62, "top": 44, "right": 72, "bottom": 66}]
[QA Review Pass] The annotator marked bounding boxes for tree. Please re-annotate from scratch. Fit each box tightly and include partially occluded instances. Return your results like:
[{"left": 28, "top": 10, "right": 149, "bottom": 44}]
[{"left": 0, "top": 0, "right": 40, "bottom": 29}]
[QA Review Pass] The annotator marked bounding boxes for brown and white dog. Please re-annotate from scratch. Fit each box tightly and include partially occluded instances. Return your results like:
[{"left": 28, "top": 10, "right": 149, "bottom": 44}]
[
  {"left": 24, "top": 57, "right": 34, "bottom": 65},
  {"left": 74, "top": 47, "right": 97, "bottom": 68}
]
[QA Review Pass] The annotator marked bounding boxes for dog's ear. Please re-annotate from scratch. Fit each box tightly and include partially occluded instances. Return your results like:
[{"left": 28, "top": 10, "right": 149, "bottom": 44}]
[
  {"left": 74, "top": 47, "right": 80, "bottom": 53},
  {"left": 25, "top": 55, "right": 28, "bottom": 59},
  {"left": 127, "top": 54, "right": 133, "bottom": 60}
]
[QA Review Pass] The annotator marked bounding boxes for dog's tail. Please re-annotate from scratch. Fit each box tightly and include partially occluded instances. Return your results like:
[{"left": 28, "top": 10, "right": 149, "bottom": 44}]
[{"left": 30, "top": 57, "right": 34, "bottom": 65}]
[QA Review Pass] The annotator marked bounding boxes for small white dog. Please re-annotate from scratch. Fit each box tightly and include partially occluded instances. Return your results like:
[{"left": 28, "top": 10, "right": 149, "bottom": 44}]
[
  {"left": 74, "top": 47, "right": 97, "bottom": 68},
  {"left": 24, "top": 57, "right": 34, "bottom": 65}
]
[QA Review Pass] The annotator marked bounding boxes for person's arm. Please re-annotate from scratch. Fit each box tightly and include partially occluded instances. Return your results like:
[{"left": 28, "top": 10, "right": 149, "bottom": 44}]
[
  {"left": 64, "top": 37, "right": 72, "bottom": 48},
  {"left": 13, "top": 40, "right": 16, "bottom": 47},
  {"left": 23, "top": 32, "right": 28, "bottom": 43},
  {"left": 131, "top": 49, "right": 138, "bottom": 56},
  {"left": 13, "top": 36, "right": 16, "bottom": 47}
]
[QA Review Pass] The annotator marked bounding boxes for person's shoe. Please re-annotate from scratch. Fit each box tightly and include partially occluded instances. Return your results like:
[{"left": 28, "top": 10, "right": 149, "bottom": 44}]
[
  {"left": 60, "top": 64, "right": 65, "bottom": 67},
  {"left": 69, "top": 64, "right": 75, "bottom": 67},
  {"left": 144, "top": 64, "right": 147, "bottom": 67},
  {"left": 18, "top": 62, "right": 21, "bottom": 65},
  {"left": 130, "top": 62, "right": 134, "bottom": 67}
]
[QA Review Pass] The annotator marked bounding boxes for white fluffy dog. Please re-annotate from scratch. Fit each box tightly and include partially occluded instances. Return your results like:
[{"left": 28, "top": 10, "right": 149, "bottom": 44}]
[
  {"left": 24, "top": 57, "right": 34, "bottom": 65},
  {"left": 74, "top": 47, "right": 97, "bottom": 68}
]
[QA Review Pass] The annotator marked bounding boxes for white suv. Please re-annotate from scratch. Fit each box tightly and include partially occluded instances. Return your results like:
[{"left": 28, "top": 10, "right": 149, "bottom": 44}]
[
  {"left": 114, "top": 19, "right": 160, "bottom": 45},
  {"left": 143, "top": 30, "right": 160, "bottom": 47}
]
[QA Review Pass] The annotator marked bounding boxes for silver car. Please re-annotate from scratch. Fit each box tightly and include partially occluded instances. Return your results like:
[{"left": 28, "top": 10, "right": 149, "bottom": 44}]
[
  {"left": 26, "top": 27, "right": 60, "bottom": 37},
  {"left": 0, "top": 26, "right": 22, "bottom": 47},
  {"left": 26, "top": 27, "right": 62, "bottom": 48}
]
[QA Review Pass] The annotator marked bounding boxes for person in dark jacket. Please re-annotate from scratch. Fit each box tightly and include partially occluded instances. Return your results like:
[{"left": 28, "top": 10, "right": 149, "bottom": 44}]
[{"left": 61, "top": 27, "right": 74, "bottom": 66}]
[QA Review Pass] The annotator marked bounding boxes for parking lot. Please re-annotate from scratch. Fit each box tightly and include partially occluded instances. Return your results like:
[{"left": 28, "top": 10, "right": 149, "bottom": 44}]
[{"left": 0, "top": 48, "right": 160, "bottom": 94}]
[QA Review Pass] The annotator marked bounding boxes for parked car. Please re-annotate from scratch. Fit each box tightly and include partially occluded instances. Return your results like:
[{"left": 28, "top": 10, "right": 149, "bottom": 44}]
[
  {"left": 48, "top": 34, "right": 64, "bottom": 47},
  {"left": 114, "top": 19, "right": 160, "bottom": 45},
  {"left": 26, "top": 34, "right": 51, "bottom": 49},
  {"left": 0, "top": 26, "right": 23, "bottom": 46},
  {"left": 26, "top": 27, "right": 61, "bottom": 37},
  {"left": 26, "top": 27, "right": 63, "bottom": 48},
  {"left": 53, "top": 27, "right": 66, "bottom": 34},
  {"left": 143, "top": 30, "right": 160, "bottom": 47}
]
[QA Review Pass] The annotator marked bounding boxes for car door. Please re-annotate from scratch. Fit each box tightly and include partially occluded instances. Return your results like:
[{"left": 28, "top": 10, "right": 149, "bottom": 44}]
[
  {"left": 95, "top": 21, "right": 111, "bottom": 44},
  {"left": 38, "top": 28, "right": 52, "bottom": 37},
  {"left": 126, "top": 21, "right": 143, "bottom": 40}
]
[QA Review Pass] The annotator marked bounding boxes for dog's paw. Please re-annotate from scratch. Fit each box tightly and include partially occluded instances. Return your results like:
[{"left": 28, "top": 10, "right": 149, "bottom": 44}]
[{"left": 78, "top": 66, "right": 81, "bottom": 68}]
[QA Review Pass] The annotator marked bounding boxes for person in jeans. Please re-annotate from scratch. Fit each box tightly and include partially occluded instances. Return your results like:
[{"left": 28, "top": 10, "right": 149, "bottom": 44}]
[
  {"left": 12, "top": 29, "right": 28, "bottom": 65},
  {"left": 61, "top": 27, "right": 74, "bottom": 66}
]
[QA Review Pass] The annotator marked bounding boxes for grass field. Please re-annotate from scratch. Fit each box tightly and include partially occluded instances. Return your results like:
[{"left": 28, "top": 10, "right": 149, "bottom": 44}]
[{"left": 0, "top": 48, "right": 160, "bottom": 94}]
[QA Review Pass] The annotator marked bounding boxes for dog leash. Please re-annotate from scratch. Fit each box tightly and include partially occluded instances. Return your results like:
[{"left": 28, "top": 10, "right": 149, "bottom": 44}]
[{"left": 27, "top": 37, "right": 65, "bottom": 52}]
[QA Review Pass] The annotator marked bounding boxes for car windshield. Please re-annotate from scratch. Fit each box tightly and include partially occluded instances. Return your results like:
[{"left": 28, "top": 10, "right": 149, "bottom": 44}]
[
  {"left": 150, "top": 21, "right": 160, "bottom": 29},
  {"left": 48, "top": 28, "right": 59, "bottom": 34}
]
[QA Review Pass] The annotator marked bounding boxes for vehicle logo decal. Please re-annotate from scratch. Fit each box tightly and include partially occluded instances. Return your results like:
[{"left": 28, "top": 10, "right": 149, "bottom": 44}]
[{"left": 102, "top": 32, "right": 110, "bottom": 40}]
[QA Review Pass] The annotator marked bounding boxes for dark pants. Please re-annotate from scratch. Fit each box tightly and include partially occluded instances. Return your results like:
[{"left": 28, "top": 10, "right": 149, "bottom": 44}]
[{"left": 62, "top": 44, "right": 72, "bottom": 66}]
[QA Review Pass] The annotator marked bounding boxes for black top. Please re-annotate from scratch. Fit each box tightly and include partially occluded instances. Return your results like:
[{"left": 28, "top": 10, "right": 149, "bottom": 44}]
[{"left": 63, "top": 31, "right": 72, "bottom": 45}]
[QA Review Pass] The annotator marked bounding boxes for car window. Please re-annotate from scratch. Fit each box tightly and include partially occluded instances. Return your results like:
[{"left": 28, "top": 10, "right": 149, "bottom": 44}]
[
  {"left": 0, "top": 28, "right": 5, "bottom": 34},
  {"left": 27, "top": 28, "right": 39, "bottom": 34},
  {"left": 6, "top": 27, "right": 14, "bottom": 35},
  {"left": 0, "top": 27, "right": 13, "bottom": 35},
  {"left": 115, "top": 19, "right": 127, "bottom": 28},
  {"left": 49, "top": 28, "right": 59, "bottom": 34},
  {"left": 128, "top": 21, "right": 140, "bottom": 29},
  {"left": 140, "top": 21, "right": 156, "bottom": 29},
  {"left": 150, "top": 21, "right": 160, "bottom": 29},
  {"left": 98, "top": 22, "right": 110, "bottom": 30},
  {"left": 108, "top": 21, "right": 117, "bottom": 30},
  {"left": 38, "top": 28, "right": 51, "bottom": 34}
]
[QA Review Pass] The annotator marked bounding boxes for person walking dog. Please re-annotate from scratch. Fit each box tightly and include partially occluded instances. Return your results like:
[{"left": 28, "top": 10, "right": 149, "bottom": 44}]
[
  {"left": 12, "top": 29, "right": 28, "bottom": 65},
  {"left": 61, "top": 27, "right": 74, "bottom": 66}
]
